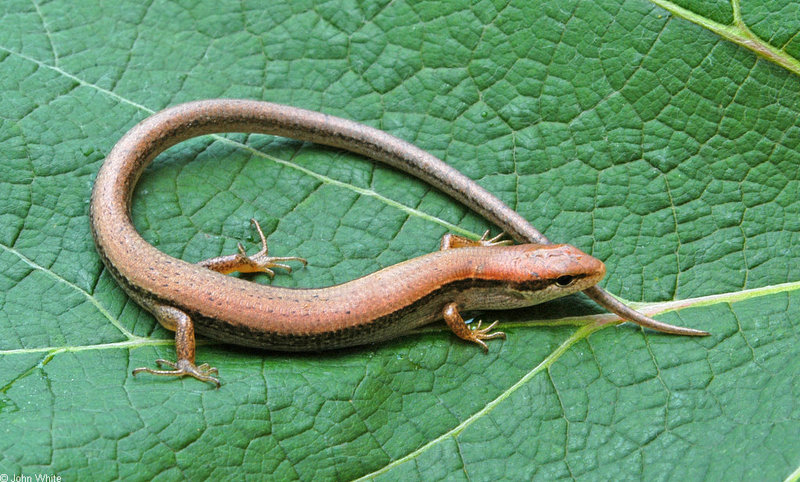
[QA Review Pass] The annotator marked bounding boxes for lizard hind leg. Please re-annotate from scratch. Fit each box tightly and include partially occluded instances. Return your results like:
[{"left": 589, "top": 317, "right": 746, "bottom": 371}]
[
  {"left": 440, "top": 230, "right": 512, "bottom": 250},
  {"left": 197, "top": 218, "right": 307, "bottom": 278},
  {"left": 132, "top": 304, "right": 220, "bottom": 387}
]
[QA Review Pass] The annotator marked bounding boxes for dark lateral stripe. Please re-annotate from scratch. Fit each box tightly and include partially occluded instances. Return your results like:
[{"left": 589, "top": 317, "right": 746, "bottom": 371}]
[
  {"left": 192, "top": 276, "right": 588, "bottom": 351},
  {"left": 96, "top": 246, "right": 588, "bottom": 352},
  {"left": 95, "top": 243, "right": 165, "bottom": 308}
]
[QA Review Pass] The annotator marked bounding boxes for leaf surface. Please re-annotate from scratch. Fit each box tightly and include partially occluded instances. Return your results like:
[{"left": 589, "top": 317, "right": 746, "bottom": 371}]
[{"left": 0, "top": 0, "right": 798, "bottom": 479}]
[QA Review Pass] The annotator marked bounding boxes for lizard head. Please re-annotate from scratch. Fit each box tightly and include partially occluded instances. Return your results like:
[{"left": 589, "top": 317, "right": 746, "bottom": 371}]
[{"left": 461, "top": 243, "right": 606, "bottom": 309}]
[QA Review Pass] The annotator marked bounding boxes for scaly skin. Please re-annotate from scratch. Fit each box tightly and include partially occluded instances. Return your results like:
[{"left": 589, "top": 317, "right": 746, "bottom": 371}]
[{"left": 90, "top": 99, "right": 707, "bottom": 386}]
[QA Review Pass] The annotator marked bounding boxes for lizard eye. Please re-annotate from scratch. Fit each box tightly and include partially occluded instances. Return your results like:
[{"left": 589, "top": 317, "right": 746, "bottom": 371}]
[{"left": 555, "top": 275, "right": 575, "bottom": 287}]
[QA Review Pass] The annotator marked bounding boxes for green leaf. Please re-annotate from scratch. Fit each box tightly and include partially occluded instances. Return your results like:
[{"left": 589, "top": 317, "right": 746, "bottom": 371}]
[
  {"left": 649, "top": 0, "right": 800, "bottom": 76},
  {"left": 1, "top": 0, "right": 798, "bottom": 480}
]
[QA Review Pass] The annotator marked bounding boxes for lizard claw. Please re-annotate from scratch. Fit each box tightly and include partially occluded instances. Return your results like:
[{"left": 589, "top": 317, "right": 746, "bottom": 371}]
[{"left": 133, "top": 358, "right": 220, "bottom": 388}]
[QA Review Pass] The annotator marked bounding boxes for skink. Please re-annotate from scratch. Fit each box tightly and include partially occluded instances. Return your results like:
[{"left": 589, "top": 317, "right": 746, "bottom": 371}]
[{"left": 90, "top": 99, "right": 707, "bottom": 386}]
